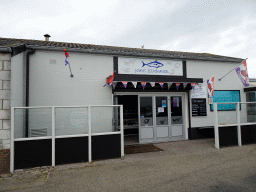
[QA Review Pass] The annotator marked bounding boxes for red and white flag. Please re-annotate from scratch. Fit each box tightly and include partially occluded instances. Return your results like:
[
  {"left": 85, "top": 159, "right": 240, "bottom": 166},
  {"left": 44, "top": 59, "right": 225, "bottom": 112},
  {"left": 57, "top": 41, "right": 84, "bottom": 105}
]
[
  {"left": 150, "top": 82, "right": 155, "bottom": 87},
  {"left": 107, "top": 72, "right": 115, "bottom": 86},
  {"left": 168, "top": 82, "right": 173, "bottom": 89},
  {"left": 207, "top": 77, "right": 215, "bottom": 104},
  {"left": 191, "top": 83, "right": 196, "bottom": 90},
  {"left": 141, "top": 82, "right": 147, "bottom": 90},
  {"left": 64, "top": 49, "right": 70, "bottom": 66},
  {"left": 235, "top": 60, "right": 249, "bottom": 87},
  {"left": 176, "top": 83, "right": 181, "bottom": 90},
  {"left": 112, "top": 81, "right": 117, "bottom": 89},
  {"left": 132, "top": 82, "right": 137, "bottom": 88},
  {"left": 159, "top": 82, "right": 164, "bottom": 89},
  {"left": 183, "top": 83, "right": 188, "bottom": 89},
  {"left": 122, "top": 81, "right": 128, "bottom": 88}
]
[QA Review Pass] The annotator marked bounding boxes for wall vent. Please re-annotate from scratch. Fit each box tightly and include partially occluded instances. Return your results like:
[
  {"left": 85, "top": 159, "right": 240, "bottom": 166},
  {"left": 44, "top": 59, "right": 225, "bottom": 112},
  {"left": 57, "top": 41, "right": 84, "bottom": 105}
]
[{"left": 30, "top": 128, "right": 48, "bottom": 137}]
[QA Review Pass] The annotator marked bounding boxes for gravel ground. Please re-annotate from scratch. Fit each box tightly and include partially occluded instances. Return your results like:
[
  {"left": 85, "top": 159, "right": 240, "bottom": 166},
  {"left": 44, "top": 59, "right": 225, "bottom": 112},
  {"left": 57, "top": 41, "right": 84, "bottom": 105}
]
[{"left": 1, "top": 139, "right": 256, "bottom": 192}]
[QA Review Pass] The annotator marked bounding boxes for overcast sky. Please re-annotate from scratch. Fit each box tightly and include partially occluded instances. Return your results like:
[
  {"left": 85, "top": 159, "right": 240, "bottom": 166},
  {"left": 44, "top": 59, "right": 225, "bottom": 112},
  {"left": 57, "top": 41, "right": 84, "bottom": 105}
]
[{"left": 1, "top": 0, "right": 256, "bottom": 77}]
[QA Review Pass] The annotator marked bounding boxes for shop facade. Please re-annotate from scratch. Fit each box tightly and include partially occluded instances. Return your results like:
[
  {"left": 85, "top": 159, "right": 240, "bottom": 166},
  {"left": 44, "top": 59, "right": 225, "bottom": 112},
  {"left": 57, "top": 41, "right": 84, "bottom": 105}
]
[{"left": 0, "top": 36, "right": 249, "bottom": 172}]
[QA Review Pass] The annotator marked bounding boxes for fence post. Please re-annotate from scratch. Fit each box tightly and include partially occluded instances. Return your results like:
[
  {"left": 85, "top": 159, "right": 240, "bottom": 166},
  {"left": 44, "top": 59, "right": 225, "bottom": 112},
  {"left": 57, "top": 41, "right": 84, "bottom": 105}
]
[
  {"left": 214, "top": 103, "right": 219, "bottom": 149},
  {"left": 52, "top": 107, "right": 55, "bottom": 167},
  {"left": 88, "top": 106, "right": 92, "bottom": 163},
  {"left": 236, "top": 103, "right": 242, "bottom": 147},
  {"left": 120, "top": 105, "right": 124, "bottom": 159},
  {"left": 10, "top": 107, "right": 15, "bottom": 173}
]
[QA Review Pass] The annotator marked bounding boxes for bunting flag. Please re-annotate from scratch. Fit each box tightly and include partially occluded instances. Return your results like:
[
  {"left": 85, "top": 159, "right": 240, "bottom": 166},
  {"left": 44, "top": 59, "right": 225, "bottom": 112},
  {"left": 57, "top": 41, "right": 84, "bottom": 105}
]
[
  {"left": 64, "top": 48, "right": 70, "bottom": 66},
  {"left": 235, "top": 60, "right": 249, "bottom": 87},
  {"left": 207, "top": 77, "right": 215, "bottom": 104},
  {"left": 112, "top": 81, "right": 117, "bottom": 89},
  {"left": 183, "top": 83, "right": 188, "bottom": 89},
  {"left": 107, "top": 72, "right": 115, "bottom": 86},
  {"left": 159, "top": 82, "right": 164, "bottom": 89},
  {"left": 150, "top": 82, "right": 155, "bottom": 87},
  {"left": 167, "top": 82, "right": 172, "bottom": 89},
  {"left": 141, "top": 82, "right": 147, "bottom": 90},
  {"left": 122, "top": 81, "right": 128, "bottom": 88},
  {"left": 132, "top": 81, "right": 137, "bottom": 88},
  {"left": 191, "top": 83, "right": 196, "bottom": 90},
  {"left": 176, "top": 83, "right": 181, "bottom": 90}
]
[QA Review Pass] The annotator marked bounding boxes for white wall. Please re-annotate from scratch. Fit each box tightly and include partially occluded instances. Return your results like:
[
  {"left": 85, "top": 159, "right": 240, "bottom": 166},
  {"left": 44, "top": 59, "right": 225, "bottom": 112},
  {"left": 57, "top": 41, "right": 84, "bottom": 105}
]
[
  {"left": 28, "top": 51, "right": 114, "bottom": 135},
  {"left": 187, "top": 60, "right": 247, "bottom": 127}
]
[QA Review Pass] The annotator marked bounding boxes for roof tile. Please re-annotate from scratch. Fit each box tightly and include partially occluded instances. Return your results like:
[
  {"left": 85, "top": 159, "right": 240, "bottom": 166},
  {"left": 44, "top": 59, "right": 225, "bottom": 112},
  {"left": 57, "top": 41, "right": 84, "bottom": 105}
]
[{"left": 0, "top": 37, "right": 243, "bottom": 61}]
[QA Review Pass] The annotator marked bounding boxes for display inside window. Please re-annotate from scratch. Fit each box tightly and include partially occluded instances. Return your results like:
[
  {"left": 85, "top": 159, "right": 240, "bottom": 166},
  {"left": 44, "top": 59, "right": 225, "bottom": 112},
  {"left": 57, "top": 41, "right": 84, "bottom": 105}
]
[
  {"left": 210, "top": 90, "right": 241, "bottom": 111},
  {"left": 140, "top": 97, "right": 153, "bottom": 126},
  {"left": 118, "top": 95, "right": 139, "bottom": 130},
  {"left": 171, "top": 96, "right": 183, "bottom": 124}
]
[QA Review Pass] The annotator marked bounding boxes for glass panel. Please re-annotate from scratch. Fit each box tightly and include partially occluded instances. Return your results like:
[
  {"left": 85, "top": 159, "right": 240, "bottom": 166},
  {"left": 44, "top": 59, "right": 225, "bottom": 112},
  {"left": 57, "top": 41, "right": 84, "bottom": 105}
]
[
  {"left": 55, "top": 107, "right": 88, "bottom": 136},
  {"left": 171, "top": 96, "right": 183, "bottom": 124},
  {"left": 91, "top": 106, "right": 116, "bottom": 133},
  {"left": 217, "top": 103, "right": 237, "bottom": 125},
  {"left": 14, "top": 108, "right": 52, "bottom": 139},
  {"left": 240, "top": 103, "right": 256, "bottom": 123},
  {"left": 140, "top": 97, "right": 153, "bottom": 126},
  {"left": 156, "top": 96, "right": 168, "bottom": 125}
]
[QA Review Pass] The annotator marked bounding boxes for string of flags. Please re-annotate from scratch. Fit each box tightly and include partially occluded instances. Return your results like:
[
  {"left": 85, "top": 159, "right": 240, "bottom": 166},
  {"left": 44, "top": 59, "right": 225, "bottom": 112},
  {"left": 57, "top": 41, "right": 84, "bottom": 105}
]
[
  {"left": 103, "top": 72, "right": 202, "bottom": 89},
  {"left": 104, "top": 80, "right": 199, "bottom": 90}
]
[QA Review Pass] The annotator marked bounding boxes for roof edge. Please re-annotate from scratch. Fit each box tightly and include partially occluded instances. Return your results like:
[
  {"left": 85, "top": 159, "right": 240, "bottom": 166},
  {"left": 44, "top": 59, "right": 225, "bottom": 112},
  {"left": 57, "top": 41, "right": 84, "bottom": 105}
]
[{"left": 25, "top": 45, "right": 244, "bottom": 63}]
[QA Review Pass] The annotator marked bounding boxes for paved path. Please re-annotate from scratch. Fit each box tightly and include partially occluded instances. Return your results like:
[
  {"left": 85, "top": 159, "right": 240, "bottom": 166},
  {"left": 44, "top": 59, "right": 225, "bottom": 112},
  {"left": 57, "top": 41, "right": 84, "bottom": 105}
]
[{"left": 1, "top": 139, "right": 256, "bottom": 191}]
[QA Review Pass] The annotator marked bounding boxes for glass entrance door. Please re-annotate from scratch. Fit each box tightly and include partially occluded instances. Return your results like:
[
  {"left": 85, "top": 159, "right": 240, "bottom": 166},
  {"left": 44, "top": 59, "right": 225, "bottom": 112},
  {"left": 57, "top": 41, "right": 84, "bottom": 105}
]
[
  {"left": 139, "top": 97, "right": 154, "bottom": 141},
  {"left": 170, "top": 96, "right": 184, "bottom": 138},
  {"left": 139, "top": 94, "right": 185, "bottom": 143},
  {"left": 155, "top": 96, "right": 170, "bottom": 140}
]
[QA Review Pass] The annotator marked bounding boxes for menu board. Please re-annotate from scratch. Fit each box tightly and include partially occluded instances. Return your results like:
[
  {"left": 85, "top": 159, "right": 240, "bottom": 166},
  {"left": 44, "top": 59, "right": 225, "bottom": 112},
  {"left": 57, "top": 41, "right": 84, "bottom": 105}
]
[
  {"left": 192, "top": 99, "right": 207, "bottom": 116},
  {"left": 210, "top": 90, "right": 240, "bottom": 111}
]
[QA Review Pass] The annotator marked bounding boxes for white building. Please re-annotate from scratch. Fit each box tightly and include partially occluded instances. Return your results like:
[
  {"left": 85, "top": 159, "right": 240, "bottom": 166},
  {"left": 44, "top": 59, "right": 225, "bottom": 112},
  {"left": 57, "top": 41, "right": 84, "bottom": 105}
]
[{"left": 0, "top": 35, "right": 252, "bottom": 173}]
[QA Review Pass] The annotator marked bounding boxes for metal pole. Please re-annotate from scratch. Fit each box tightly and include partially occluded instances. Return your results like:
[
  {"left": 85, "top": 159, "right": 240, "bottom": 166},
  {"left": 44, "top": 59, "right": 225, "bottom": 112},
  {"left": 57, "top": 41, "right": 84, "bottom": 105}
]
[
  {"left": 214, "top": 103, "right": 219, "bottom": 149},
  {"left": 218, "top": 58, "right": 247, "bottom": 81},
  {"left": 68, "top": 63, "right": 73, "bottom": 77},
  {"left": 120, "top": 105, "right": 124, "bottom": 159},
  {"left": 236, "top": 103, "right": 242, "bottom": 147},
  {"left": 52, "top": 107, "right": 56, "bottom": 167},
  {"left": 88, "top": 107, "right": 92, "bottom": 163},
  {"left": 10, "top": 107, "right": 15, "bottom": 173}
]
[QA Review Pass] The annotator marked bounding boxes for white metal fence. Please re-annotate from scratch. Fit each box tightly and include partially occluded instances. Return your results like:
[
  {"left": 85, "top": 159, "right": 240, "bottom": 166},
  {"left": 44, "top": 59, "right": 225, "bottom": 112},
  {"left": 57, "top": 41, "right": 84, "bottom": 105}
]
[
  {"left": 10, "top": 105, "right": 124, "bottom": 173},
  {"left": 214, "top": 102, "right": 256, "bottom": 149}
]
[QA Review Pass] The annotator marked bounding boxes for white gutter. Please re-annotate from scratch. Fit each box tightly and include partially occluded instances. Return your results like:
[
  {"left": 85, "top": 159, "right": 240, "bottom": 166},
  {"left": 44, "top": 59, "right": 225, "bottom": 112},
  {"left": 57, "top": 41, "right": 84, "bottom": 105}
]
[{"left": 0, "top": 46, "right": 12, "bottom": 52}]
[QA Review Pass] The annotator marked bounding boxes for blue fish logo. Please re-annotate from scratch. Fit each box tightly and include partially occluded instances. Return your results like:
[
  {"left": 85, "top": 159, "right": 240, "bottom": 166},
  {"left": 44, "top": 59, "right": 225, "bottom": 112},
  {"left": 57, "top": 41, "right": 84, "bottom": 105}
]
[{"left": 141, "top": 60, "right": 164, "bottom": 68}]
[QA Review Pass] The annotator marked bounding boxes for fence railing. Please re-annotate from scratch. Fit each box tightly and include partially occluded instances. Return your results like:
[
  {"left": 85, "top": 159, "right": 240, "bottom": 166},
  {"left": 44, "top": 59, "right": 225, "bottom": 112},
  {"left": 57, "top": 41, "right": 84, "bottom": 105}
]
[
  {"left": 10, "top": 105, "right": 124, "bottom": 173},
  {"left": 214, "top": 102, "right": 256, "bottom": 149}
]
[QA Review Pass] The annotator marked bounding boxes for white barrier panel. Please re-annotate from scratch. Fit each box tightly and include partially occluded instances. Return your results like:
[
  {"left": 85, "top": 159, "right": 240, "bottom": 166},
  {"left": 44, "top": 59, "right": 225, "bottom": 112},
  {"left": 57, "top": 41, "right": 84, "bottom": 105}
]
[
  {"left": 10, "top": 105, "right": 124, "bottom": 173},
  {"left": 214, "top": 102, "right": 256, "bottom": 149}
]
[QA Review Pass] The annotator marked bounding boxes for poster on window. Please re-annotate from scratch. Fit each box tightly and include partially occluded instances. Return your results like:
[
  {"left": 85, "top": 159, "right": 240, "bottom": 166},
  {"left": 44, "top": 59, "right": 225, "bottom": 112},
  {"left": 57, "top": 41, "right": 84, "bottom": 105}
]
[
  {"left": 173, "top": 97, "right": 179, "bottom": 107},
  {"left": 191, "top": 85, "right": 206, "bottom": 98},
  {"left": 162, "top": 100, "right": 167, "bottom": 107}
]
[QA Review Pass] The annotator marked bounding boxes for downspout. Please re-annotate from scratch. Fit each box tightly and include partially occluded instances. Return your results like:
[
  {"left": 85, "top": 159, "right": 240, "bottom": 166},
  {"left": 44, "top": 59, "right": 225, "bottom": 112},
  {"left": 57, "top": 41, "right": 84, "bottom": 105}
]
[
  {"left": 188, "top": 90, "right": 192, "bottom": 140},
  {"left": 25, "top": 49, "right": 35, "bottom": 137}
]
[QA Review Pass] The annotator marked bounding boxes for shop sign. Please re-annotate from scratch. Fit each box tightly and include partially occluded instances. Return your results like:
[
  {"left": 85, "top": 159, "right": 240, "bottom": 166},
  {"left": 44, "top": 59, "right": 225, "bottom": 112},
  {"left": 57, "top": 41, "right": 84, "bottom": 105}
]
[{"left": 118, "top": 57, "right": 183, "bottom": 76}]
